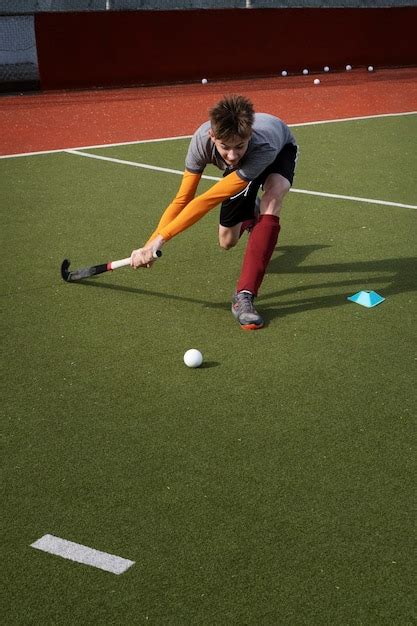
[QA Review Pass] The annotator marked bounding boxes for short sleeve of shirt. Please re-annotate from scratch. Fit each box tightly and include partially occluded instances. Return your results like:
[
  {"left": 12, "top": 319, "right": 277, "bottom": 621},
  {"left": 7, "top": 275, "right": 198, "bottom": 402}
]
[
  {"left": 185, "top": 121, "right": 212, "bottom": 173},
  {"left": 237, "top": 114, "right": 296, "bottom": 181}
]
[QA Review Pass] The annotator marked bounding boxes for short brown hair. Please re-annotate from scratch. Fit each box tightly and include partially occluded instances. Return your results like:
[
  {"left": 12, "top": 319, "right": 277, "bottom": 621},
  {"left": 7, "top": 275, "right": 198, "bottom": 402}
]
[{"left": 209, "top": 95, "right": 255, "bottom": 141}]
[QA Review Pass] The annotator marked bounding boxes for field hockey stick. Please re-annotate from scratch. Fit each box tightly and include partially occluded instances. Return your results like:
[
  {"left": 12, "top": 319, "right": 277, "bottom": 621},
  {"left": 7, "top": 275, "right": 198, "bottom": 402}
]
[{"left": 60, "top": 250, "right": 162, "bottom": 282}]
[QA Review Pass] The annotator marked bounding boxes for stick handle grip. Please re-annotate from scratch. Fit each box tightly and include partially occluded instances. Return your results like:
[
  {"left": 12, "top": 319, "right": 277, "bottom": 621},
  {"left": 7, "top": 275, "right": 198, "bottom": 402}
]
[{"left": 109, "top": 249, "right": 162, "bottom": 270}]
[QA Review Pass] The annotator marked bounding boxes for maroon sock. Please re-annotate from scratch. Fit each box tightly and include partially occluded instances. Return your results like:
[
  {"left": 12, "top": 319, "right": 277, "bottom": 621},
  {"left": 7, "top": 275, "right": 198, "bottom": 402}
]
[
  {"left": 236, "top": 214, "right": 280, "bottom": 296},
  {"left": 239, "top": 218, "right": 256, "bottom": 238}
]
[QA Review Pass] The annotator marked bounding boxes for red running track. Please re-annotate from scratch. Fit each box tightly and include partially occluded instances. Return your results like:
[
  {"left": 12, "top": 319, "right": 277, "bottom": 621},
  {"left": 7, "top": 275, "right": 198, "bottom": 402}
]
[{"left": 1, "top": 67, "right": 416, "bottom": 156}]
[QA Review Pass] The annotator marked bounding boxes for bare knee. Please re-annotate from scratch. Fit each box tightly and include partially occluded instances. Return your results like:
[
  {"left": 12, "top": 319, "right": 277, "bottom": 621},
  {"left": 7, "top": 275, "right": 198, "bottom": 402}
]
[
  {"left": 219, "top": 235, "right": 238, "bottom": 250},
  {"left": 218, "top": 225, "right": 240, "bottom": 250}
]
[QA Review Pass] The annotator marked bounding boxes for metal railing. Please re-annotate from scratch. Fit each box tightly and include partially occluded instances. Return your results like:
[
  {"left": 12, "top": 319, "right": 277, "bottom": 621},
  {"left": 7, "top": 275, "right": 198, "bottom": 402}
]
[{"left": 1, "top": 1, "right": 416, "bottom": 16}]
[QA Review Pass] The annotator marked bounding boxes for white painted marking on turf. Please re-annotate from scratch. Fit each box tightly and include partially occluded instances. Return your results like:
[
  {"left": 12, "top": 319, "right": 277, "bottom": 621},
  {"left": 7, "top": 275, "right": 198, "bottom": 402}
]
[
  {"left": 290, "top": 188, "right": 417, "bottom": 210},
  {"left": 289, "top": 111, "right": 417, "bottom": 128},
  {"left": 65, "top": 148, "right": 221, "bottom": 181},
  {"left": 0, "top": 134, "right": 193, "bottom": 160},
  {"left": 65, "top": 149, "right": 417, "bottom": 210},
  {"left": 0, "top": 136, "right": 194, "bottom": 160},
  {"left": 1, "top": 111, "right": 415, "bottom": 159},
  {"left": 31, "top": 534, "right": 135, "bottom": 575}
]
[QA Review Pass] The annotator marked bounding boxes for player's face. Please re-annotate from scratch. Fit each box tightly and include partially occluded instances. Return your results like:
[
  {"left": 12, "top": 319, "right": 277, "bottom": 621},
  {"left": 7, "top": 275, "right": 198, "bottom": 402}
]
[{"left": 209, "top": 131, "right": 251, "bottom": 167}]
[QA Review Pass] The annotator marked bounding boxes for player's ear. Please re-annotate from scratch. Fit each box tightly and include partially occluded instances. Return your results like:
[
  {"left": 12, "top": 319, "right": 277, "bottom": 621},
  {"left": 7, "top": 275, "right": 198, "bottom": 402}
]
[{"left": 208, "top": 128, "right": 216, "bottom": 142}]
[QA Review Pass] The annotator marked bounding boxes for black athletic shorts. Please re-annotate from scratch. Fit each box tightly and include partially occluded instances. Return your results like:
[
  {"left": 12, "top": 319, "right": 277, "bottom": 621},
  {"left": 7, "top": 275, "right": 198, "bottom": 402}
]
[{"left": 219, "top": 142, "right": 298, "bottom": 228}]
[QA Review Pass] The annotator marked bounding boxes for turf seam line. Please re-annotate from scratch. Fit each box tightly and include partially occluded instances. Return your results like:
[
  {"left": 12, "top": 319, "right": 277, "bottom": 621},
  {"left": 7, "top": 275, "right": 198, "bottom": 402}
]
[
  {"left": 1, "top": 111, "right": 416, "bottom": 160},
  {"left": 31, "top": 534, "right": 135, "bottom": 575},
  {"left": 65, "top": 148, "right": 417, "bottom": 210}
]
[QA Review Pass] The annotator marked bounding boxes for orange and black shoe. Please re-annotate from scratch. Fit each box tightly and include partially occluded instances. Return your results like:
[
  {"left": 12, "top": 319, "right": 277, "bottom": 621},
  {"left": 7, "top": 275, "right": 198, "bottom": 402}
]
[{"left": 231, "top": 291, "right": 264, "bottom": 330}]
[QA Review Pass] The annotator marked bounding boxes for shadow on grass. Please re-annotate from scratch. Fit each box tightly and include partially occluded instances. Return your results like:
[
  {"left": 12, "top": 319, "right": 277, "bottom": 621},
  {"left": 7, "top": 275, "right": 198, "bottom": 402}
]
[
  {"left": 259, "top": 246, "right": 417, "bottom": 322},
  {"left": 74, "top": 245, "right": 417, "bottom": 321},
  {"left": 76, "top": 277, "right": 227, "bottom": 309},
  {"left": 199, "top": 361, "right": 221, "bottom": 369}
]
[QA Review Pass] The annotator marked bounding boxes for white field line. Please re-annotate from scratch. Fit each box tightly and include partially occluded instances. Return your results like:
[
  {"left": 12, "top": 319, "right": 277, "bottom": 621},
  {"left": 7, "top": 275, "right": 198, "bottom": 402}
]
[
  {"left": 0, "top": 134, "right": 193, "bottom": 160},
  {"left": 290, "top": 111, "right": 417, "bottom": 128},
  {"left": 289, "top": 188, "right": 417, "bottom": 210},
  {"left": 66, "top": 148, "right": 220, "bottom": 181},
  {"left": 31, "top": 534, "right": 135, "bottom": 575},
  {"left": 1, "top": 111, "right": 416, "bottom": 160},
  {"left": 66, "top": 148, "right": 417, "bottom": 210}
]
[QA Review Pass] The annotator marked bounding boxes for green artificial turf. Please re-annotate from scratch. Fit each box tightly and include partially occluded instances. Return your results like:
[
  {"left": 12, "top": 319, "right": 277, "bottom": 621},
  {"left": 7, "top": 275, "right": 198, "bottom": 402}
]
[{"left": 1, "top": 115, "right": 416, "bottom": 624}]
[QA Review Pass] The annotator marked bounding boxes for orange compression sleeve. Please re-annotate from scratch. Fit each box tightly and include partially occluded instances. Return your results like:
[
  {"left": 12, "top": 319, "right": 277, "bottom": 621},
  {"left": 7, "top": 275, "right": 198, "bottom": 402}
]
[
  {"left": 157, "top": 171, "right": 248, "bottom": 241},
  {"left": 146, "top": 170, "right": 201, "bottom": 244}
]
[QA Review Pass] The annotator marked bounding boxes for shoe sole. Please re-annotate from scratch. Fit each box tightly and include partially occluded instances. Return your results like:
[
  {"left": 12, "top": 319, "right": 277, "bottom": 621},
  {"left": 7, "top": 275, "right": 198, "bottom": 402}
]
[{"left": 240, "top": 322, "right": 264, "bottom": 330}]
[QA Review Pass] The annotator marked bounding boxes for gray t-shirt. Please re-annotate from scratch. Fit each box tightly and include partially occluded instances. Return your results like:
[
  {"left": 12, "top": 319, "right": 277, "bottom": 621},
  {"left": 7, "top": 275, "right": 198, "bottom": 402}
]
[{"left": 185, "top": 113, "right": 296, "bottom": 181}]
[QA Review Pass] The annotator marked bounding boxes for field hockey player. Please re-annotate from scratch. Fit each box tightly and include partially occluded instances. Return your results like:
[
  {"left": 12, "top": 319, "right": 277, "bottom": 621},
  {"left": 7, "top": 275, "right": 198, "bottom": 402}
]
[{"left": 131, "top": 94, "right": 298, "bottom": 330}]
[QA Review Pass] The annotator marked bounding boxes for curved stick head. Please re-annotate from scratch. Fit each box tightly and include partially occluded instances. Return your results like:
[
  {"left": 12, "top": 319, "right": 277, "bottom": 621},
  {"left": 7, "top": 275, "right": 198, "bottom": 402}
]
[{"left": 61, "top": 259, "right": 71, "bottom": 282}]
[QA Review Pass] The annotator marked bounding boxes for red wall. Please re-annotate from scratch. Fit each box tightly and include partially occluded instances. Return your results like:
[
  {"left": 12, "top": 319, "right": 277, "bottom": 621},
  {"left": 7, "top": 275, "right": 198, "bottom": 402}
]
[{"left": 35, "top": 8, "right": 417, "bottom": 90}]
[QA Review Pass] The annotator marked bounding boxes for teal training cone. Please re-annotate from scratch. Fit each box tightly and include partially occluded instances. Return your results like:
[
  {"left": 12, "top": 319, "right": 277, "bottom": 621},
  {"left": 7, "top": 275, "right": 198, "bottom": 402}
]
[{"left": 347, "top": 290, "right": 385, "bottom": 308}]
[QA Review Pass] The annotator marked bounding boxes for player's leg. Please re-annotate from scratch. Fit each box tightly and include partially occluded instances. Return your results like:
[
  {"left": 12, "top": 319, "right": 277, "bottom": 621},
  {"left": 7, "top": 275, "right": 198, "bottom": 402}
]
[
  {"left": 236, "top": 173, "right": 290, "bottom": 292},
  {"left": 218, "top": 196, "right": 261, "bottom": 249},
  {"left": 259, "top": 172, "right": 291, "bottom": 217},
  {"left": 218, "top": 223, "right": 242, "bottom": 250},
  {"left": 218, "top": 180, "right": 260, "bottom": 249},
  {"left": 232, "top": 143, "right": 298, "bottom": 329}
]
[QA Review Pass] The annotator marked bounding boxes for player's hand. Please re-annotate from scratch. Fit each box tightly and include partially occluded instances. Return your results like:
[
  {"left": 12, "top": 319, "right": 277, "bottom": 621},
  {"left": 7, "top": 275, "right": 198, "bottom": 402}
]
[{"left": 130, "top": 247, "right": 156, "bottom": 269}]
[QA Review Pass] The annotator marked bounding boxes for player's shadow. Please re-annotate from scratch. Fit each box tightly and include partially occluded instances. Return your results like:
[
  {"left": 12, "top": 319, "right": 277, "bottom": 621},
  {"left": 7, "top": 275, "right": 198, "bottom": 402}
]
[
  {"left": 75, "top": 244, "right": 417, "bottom": 320},
  {"left": 257, "top": 245, "right": 417, "bottom": 323}
]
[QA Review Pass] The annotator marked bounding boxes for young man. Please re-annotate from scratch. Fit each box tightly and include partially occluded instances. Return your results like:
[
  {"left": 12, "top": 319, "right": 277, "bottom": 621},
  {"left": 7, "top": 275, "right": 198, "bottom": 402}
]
[{"left": 131, "top": 94, "right": 298, "bottom": 330}]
